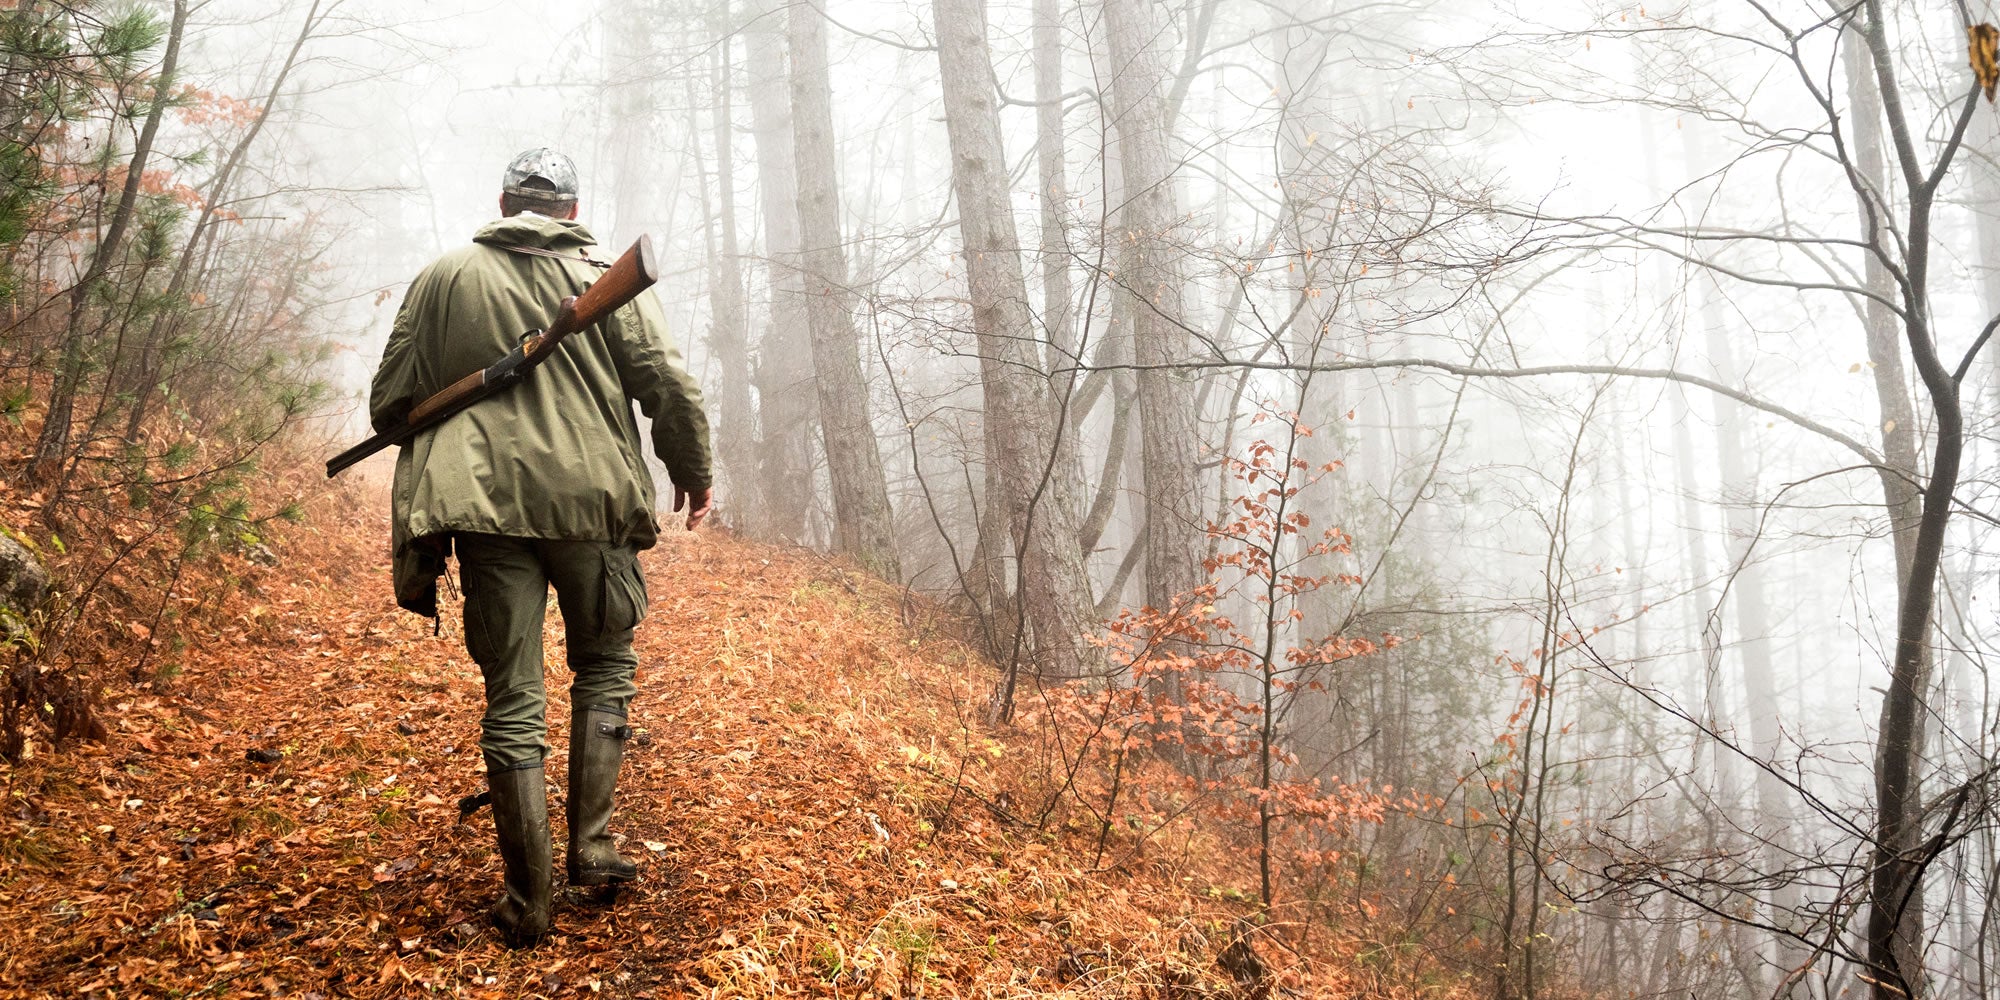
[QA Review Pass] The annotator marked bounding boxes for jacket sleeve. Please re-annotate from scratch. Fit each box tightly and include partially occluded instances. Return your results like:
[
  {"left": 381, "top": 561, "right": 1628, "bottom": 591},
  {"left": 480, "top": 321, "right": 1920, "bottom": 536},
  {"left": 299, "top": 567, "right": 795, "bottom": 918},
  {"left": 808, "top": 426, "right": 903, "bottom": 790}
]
[
  {"left": 368, "top": 275, "right": 429, "bottom": 434},
  {"left": 609, "top": 289, "right": 714, "bottom": 493}
]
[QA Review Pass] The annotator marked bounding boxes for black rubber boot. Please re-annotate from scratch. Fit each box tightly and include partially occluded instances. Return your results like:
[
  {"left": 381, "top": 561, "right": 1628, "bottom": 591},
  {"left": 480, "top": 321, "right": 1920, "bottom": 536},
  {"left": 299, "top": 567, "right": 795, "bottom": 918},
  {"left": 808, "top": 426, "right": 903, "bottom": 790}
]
[
  {"left": 487, "top": 764, "right": 552, "bottom": 947},
  {"left": 567, "top": 706, "right": 638, "bottom": 886}
]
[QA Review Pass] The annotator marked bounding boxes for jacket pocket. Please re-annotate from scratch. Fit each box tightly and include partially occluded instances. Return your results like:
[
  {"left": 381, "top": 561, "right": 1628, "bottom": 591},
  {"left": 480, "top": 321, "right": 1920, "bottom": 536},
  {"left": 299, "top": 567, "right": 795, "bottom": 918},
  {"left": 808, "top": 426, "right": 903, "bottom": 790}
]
[{"left": 600, "top": 548, "right": 649, "bottom": 634}]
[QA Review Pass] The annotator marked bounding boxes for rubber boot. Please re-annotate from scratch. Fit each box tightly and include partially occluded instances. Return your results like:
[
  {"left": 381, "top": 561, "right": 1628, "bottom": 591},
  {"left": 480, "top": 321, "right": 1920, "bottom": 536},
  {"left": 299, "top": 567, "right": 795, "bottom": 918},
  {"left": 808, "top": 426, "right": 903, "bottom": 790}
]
[
  {"left": 567, "top": 706, "right": 638, "bottom": 886},
  {"left": 487, "top": 764, "right": 552, "bottom": 947}
]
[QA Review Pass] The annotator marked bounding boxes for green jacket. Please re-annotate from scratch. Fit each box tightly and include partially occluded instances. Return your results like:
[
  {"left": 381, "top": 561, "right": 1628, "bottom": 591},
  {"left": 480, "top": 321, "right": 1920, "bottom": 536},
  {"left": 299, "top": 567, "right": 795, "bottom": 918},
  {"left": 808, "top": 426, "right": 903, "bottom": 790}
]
[{"left": 369, "top": 214, "right": 712, "bottom": 617}]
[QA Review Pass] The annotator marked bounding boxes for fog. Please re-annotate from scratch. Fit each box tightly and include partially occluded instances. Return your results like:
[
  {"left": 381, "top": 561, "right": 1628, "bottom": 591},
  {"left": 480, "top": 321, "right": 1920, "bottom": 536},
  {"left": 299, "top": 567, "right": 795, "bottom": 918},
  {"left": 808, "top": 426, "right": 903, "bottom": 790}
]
[{"left": 9, "top": 0, "right": 2000, "bottom": 994}]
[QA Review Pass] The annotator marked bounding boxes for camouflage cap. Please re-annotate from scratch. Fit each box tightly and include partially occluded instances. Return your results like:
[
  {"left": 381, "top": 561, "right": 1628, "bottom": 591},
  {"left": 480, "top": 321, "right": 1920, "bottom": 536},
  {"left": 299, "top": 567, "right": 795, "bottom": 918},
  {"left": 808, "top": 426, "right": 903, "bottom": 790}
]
[{"left": 501, "top": 147, "right": 579, "bottom": 202}]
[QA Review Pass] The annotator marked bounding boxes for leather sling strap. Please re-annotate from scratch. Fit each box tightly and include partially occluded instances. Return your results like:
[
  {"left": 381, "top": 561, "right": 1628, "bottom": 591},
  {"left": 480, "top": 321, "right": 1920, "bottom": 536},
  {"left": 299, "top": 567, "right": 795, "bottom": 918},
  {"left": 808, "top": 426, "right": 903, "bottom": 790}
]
[{"left": 495, "top": 243, "right": 611, "bottom": 270}]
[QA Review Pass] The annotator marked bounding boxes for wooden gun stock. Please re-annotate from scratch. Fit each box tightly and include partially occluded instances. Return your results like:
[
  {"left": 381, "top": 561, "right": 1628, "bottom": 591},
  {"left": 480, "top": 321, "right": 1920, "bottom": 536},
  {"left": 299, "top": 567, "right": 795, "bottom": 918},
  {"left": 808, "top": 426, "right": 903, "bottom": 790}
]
[
  {"left": 562, "top": 233, "right": 657, "bottom": 336},
  {"left": 327, "top": 235, "right": 659, "bottom": 478}
]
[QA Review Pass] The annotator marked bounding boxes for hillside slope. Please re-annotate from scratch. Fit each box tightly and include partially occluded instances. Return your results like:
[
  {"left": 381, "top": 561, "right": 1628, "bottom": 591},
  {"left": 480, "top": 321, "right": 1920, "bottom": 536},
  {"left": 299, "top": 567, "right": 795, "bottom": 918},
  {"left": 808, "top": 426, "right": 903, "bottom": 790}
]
[{"left": 0, "top": 494, "right": 1446, "bottom": 998}]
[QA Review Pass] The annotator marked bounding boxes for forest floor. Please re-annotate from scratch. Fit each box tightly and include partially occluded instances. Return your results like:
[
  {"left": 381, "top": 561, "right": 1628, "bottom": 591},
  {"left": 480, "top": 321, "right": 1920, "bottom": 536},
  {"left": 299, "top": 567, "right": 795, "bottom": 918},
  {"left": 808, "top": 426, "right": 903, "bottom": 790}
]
[{"left": 0, "top": 484, "right": 1394, "bottom": 998}]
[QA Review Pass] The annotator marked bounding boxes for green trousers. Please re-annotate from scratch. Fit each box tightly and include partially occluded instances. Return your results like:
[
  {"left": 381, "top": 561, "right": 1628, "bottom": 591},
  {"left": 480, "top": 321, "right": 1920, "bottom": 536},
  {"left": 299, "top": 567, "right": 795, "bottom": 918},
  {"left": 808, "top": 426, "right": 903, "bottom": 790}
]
[{"left": 456, "top": 533, "right": 648, "bottom": 770}]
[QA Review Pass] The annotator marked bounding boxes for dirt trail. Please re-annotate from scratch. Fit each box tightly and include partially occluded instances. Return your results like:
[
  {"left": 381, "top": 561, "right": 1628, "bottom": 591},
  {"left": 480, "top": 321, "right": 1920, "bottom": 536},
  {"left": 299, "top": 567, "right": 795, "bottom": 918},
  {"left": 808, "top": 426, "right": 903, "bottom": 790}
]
[{"left": 0, "top": 514, "right": 1228, "bottom": 998}]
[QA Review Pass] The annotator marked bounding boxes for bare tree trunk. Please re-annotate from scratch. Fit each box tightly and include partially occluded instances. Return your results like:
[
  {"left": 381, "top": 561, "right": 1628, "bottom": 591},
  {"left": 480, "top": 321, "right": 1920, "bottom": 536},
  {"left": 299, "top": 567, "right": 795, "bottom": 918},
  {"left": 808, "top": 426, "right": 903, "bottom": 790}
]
[
  {"left": 744, "top": 0, "right": 816, "bottom": 543},
  {"left": 1034, "top": 0, "right": 1073, "bottom": 378},
  {"left": 1274, "top": 21, "right": 1345, "bottom": 653},
  {"left": 704, "top": 3, "right": 755, "bottom": 526},
  {"left": 123, "top": 0, "right": 321, "bottom": 449},
  {"left": 31, "top": 0, "right": 186, "bottom": 482},
  {"left": 932, "top": 0, "right": 1100, "bottom": 684},
  {"left": 599, "top": 0, "right": 661, "bottom": 247},
  {"left": 1982, "top": 131, "right": 2000, "bottom": 447},
  {"left": 786, "top": 0, "right": 900, "bottom": 580},
  {"left": 1843, "top": 13, "right": 1928, "bottom": 675},
  {"left": 1692, "top": 261, "right": 1807, "bottom": 980},
  {"left": 1845, "top": 6, "right": 1975, "bottom": 996},
  {"left": 968, "top": 456, "right": 1015, "bottom": 629},
  {"left": 1668, "top": 379, "right": 1729, "bottom": 815},
  {"left": 1962, "top": 95, "right": 2000, "bottom": 1000},
  {"left": 1077, "top": 384, "right": 1132, "bottom": 553},
  {"left": 1101, "top": 0, "right": 1201, "bottom": 613},
  {"left": 1845, "top": 20, "right": 1926, "bottom": 998}
]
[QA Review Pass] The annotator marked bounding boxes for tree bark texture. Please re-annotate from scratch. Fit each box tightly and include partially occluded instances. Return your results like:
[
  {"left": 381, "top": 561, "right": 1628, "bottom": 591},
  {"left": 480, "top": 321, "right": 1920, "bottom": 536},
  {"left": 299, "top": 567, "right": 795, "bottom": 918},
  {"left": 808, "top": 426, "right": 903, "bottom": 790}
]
[
  {"left": 1101, "top": 0, "right": 1202, "bottom": 612},
  {"left": 786, "top": 0, "right": 901, "bottom": 581},
  {"left": 1033, "top": 0, "right": 1074, "bottom": 377},
  {"left": 931, "top": 0, "right": 1100, "bottom": 680},
  {"left": 704, "top": 5, "right": 756, "bottom": 525},
  {"left": 744, "top": 0, "right": 817, "bottom": 543},
  {"left": 1846, "top": 7, "right": 1971, "bottom": 996}
]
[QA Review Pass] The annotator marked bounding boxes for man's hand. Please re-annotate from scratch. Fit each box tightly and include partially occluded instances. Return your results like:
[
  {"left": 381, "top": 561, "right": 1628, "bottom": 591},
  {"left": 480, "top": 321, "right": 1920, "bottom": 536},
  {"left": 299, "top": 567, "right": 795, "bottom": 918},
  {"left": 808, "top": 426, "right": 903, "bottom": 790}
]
[{"left": 673, "top": 485, "right": 713, "bottom": 531}]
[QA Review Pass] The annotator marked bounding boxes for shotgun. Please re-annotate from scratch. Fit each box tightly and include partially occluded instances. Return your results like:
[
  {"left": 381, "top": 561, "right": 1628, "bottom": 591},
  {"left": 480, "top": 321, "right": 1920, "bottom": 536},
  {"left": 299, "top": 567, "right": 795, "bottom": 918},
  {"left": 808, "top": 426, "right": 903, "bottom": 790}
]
[{"left": 326, "top": 235, "right": 660, "bottom": 478}]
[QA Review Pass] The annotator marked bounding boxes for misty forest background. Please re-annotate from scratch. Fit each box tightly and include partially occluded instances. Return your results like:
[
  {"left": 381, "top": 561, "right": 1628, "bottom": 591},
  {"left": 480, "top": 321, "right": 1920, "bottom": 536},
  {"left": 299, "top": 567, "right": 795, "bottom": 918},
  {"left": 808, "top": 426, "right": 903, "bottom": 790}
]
[{"left": 4, "top": 0, "right": 2000, "bottom": 996}]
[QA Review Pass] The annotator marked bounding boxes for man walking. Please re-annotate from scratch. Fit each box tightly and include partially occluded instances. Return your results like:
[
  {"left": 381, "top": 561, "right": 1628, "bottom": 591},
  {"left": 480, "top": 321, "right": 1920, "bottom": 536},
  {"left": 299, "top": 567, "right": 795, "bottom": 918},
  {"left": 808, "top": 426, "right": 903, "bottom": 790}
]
[{"left": 369, "top": 148, "right": 712, "bottom": 947}]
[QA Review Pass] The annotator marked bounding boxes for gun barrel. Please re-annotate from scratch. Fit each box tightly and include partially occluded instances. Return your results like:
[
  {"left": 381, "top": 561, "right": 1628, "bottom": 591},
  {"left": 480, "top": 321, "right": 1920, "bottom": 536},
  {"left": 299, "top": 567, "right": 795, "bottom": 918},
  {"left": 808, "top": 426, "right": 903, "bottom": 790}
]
[{"left": 325, "top": 430, "right": 395, "bottom": 478}]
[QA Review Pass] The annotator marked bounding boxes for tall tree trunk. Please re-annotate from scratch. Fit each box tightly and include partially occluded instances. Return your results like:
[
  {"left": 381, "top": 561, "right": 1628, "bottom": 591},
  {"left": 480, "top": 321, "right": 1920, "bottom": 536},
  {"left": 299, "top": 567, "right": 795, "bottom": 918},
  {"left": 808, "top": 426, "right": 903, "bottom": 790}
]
[
  {"left": 1844, "top": 7, "right": 1928, "bottom": 678},
  {"left": 1669, "top": 373, "right": 1768, "bottom": 990},
  {"left": 124, "top": 0, "right": 320, "bottom": 448},
  {"left": 968, "top": 455, "right": 1015, "bottom": 634},
  {"left": 599, "top": 0, "right": 661, "bottom": 247},
  {"left": 1268, "top": 31, "right": 1361, "bottom": 781},
  {"left": 1274, "top": 21, "right": 1347, "bottom": 646},
  {"left": 786, "top": 0, "right": 901, "bottom": 580},
  {"left": 1845, "top": 19, "right": 1925, "bottom": 997},
  {"left": 931, "top": 0, "right": 1100, "bottom": 683},
  {"left": 1033, "top": 0, "right": 1073, "bottom": 378},
  {"left": 744, "top": 0, "right": 816, "bottom": 543},
  {"left": 1664, "top": 111, "right": 1809, "bottom": 984},
  {"left": 31, "top": 0, "right": 186, "bottom": 483},
  {"left": 1846, "top": 6, "right": 1972, "bottom": 996},
  {"left": 1982, "top": 133, "right": 2000, "bottom": 444},
  {"left": 1101, "top": 0, "right": 1200, "bottom": 614},
  {"left": 1076, "top": 382, "right": 1132, "bottom": 553},
  {"left": 704, "top": 3, "right": 755, "bottom": 526},
  {"left": 1961, "top": 86, "right": 2000, "bottom": 999},
  {"left": 1693, "top": 263, "right": 1807, "bottom": 980}
]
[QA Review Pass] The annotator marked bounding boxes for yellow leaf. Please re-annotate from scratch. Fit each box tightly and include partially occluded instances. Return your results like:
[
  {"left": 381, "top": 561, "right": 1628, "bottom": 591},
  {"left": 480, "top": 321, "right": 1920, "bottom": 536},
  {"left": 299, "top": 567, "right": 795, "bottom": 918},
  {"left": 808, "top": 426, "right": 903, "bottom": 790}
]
[{"left": 1971, "top": 24, "right": 1999, "bottom": 103}]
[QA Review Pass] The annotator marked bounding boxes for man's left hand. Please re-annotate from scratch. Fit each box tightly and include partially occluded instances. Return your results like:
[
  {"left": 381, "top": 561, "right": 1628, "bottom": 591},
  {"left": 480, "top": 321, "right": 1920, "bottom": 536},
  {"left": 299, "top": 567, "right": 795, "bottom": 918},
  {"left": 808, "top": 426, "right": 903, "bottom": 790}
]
[{"left": 674, "top": 486, "right": 713, "bottom": 531}]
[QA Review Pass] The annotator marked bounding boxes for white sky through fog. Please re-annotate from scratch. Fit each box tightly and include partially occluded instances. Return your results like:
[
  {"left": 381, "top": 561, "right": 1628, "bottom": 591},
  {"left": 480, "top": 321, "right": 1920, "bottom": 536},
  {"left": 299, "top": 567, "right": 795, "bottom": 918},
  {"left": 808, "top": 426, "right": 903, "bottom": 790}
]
[{"left": 227, "top": 0, "right": 1990, "bottom": 768}]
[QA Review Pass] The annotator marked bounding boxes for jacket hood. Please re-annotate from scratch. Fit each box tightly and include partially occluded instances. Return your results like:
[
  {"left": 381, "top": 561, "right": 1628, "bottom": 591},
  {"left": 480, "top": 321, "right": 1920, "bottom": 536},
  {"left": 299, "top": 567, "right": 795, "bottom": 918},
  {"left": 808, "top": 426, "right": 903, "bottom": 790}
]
[{"left": 472, "top": 213, "right": 597, "bottom": 250}]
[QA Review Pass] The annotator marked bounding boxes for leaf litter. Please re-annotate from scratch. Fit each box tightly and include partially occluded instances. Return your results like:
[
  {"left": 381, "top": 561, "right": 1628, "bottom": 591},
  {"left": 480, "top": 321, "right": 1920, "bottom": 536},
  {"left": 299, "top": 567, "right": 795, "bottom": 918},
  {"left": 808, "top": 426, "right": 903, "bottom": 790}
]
[{"left": 0, "top": 490, "right": 1447, "bottom": 998}]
